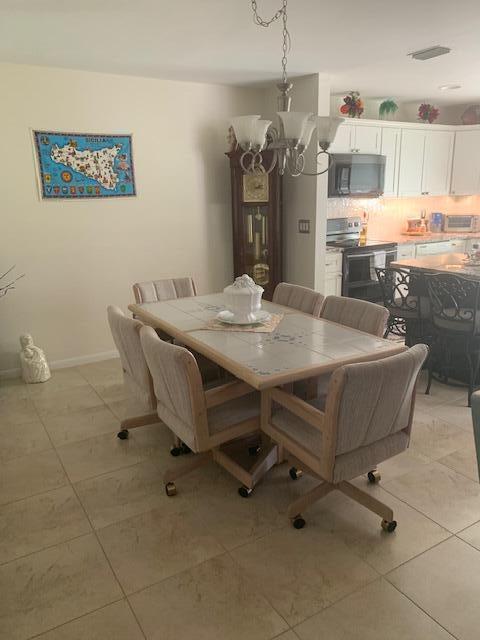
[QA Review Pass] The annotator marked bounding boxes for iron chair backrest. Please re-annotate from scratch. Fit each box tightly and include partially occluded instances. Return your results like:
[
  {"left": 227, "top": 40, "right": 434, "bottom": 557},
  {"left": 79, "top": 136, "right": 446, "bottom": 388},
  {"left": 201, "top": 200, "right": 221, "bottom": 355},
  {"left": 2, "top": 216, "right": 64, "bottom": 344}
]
[
  {"left": 375, "top": 267, "right": 422, "bottom": 318},
  {"left": 425, "top": 273, "right": 480, "bottom": 336},
  {"left": 272, "top": 282, "right": 325, "bottom": 317},
  {"left": 133, "top": 277, "right": 197, "bottom": 304},
  {"left": 107, "top": 306, "right": 156, "bottom": 411}
]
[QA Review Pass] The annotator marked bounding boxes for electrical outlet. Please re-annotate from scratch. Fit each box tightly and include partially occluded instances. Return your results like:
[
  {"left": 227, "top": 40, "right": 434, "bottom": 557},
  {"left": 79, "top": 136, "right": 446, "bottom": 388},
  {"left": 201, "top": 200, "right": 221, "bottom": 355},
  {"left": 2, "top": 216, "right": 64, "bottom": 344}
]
[{"left": 298, "top": 219, "right": 310, "bottom": 234}]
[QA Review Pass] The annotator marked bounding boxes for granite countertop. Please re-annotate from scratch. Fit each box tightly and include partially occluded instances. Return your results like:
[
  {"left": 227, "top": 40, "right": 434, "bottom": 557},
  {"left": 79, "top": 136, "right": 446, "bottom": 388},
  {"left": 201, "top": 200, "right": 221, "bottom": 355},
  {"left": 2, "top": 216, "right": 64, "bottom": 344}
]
[
  {"left": 392, "top": 252, "right": 480, "bottom": 277},
  {"left": 368, "top": 232, "right": 480, "bottom": 245}
]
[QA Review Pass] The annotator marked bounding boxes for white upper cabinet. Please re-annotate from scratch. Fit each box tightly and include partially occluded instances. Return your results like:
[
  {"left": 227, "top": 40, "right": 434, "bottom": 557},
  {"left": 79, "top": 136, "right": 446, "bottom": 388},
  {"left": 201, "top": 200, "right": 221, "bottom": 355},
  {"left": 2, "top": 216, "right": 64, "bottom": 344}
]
[
  {"left": 421, "top": 130, "right": 454, "bottom": 196},
  {"left": 450, "top": 130, "right": 480, "bottom": 195},
  {"left": 354, "top": 126, "right": 381, "bottom": 154},
  {"left": 380, "top": 128, "right": 400, "bottom": 197},
  {"left": 329, "top": 123, "right": 381, "bottom": 154},
  {"left": 398, "top": 129, "right": 425, "bottom": 196}
]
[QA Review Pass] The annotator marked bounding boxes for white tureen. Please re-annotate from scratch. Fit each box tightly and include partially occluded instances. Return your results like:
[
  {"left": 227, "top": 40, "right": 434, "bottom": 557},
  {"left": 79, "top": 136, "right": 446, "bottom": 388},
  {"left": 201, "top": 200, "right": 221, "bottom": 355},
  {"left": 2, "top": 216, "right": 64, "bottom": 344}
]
[{"left": 223, "top": 274, "right": 264, "bottom": 323}]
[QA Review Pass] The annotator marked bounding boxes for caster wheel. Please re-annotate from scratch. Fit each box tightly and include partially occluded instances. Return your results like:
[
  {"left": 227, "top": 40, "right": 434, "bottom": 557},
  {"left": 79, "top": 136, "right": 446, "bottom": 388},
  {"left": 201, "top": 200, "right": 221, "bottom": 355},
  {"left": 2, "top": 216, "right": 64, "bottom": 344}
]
[
  {"left": 165, "top": 482, "right": 177, "bottom": 497},
  {"left": 248, "top": 445, "right": 261, "bottom": 456},
  {"left": 289, "top": 467, "right": 303, "bottom": 480},
  {"left": 381, "top": 519, "right": 397, "bottom": 533},
  {"left": 238, "top": 486, "right": 253, "bottom": 498},
  {"left": 117, "top": 430, "right": 129, "bottom": 440},
  {"left": 367, "top": 470, "right": 381, "bottom": 484},
  {"left": 170, "top": 446, "right": 183, "bottom": 457},
  {"left": 181, "top": 443, "right": 191, "bottom": 455},
  {"left": 292, "top": 515, "right": 306, "bottom": 529}
]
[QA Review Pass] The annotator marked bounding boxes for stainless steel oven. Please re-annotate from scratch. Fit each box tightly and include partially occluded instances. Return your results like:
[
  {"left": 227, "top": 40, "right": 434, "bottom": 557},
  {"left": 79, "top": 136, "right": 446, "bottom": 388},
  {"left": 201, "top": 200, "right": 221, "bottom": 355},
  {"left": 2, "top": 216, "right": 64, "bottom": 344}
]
[{"left": 328, "top": 154, "right": 386, "bottom": 198}]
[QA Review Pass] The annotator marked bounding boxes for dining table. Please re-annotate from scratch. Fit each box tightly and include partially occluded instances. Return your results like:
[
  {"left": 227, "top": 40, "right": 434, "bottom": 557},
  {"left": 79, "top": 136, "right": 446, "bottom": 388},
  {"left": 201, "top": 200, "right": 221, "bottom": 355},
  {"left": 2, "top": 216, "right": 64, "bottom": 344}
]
[{"left": 129, "top": 292, "right": 405, "bottom": 390}]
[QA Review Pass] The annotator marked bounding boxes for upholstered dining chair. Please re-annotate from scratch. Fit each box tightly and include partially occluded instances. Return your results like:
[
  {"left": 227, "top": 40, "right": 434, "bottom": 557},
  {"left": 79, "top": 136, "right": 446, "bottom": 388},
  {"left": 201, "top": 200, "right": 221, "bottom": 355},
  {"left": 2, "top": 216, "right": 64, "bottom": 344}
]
[
  {"left": 132, "top": 275, "right": 222, "bottom": 385},
  {"left": 272, "top": 282, "right": 325, "bottom": 317},
  {"left": 132, "top": 276, "right": 197, "bottom": 304},
  {"left": 320, "top": 295, "right": 389, "bottom": 337},
  {"left": 262, "top": 344, "right": 428, "bottom": 531},
  {"left": 140, "top": 325, "right": 272, "bottom": 497},
  {"left": 107, "top": 306, "right": 189, "bottom": 455}
]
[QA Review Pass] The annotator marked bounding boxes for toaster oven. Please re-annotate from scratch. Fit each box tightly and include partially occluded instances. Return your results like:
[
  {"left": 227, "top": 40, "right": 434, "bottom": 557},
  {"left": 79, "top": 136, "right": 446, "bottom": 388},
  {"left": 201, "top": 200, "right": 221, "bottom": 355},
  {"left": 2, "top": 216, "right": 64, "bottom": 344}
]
[{"left": 442, "top": 214, "right": 480, "bottom": 233}]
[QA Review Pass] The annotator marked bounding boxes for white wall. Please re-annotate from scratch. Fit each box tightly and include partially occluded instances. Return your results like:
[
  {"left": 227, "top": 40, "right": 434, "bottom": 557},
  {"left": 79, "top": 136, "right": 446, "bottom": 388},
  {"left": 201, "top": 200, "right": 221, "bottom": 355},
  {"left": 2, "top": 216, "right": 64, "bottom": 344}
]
[{"left": 0, "top": 63, "right": 264, "bottom": 373}]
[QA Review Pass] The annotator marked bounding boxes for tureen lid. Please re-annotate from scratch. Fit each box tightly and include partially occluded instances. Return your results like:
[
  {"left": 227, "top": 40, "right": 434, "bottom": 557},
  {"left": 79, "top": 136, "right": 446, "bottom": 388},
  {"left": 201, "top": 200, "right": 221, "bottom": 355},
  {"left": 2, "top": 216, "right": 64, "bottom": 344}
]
[{"left": 223, "top": 274, "right": 264, "bottom": 295}]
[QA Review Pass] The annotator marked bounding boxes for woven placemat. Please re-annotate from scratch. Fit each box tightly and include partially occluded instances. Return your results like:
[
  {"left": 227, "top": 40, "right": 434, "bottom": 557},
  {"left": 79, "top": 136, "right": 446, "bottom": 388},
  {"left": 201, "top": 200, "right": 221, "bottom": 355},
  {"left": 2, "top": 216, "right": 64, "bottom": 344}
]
[{"left": 205, "top": 313, "right": 283, "bottom": 333}]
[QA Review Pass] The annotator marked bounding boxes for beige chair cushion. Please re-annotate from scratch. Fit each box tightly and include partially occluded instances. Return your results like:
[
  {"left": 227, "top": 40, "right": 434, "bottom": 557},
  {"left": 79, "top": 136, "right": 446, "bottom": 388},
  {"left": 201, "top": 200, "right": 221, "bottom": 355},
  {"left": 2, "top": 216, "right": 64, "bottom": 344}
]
[
  {"left": 321, "top": 295, "right": 389, "bottom": 337},
  {"left": 273, "top": 282, "right": 324, "bottom": 317},
  {"left": 140, "top": 325, "right": 197, "bottom": 448},
  {"left": 107, "top": 306, "right": 155, "bottom": 411},
  {"left": 208, "top": 392, "right": 260, "bottom": 436},
  {"left": 333, "top": 344, "right": 427, "bottom": 456},
  {"left": 133, "top": 277, "right": 196, "bottom": 303}
]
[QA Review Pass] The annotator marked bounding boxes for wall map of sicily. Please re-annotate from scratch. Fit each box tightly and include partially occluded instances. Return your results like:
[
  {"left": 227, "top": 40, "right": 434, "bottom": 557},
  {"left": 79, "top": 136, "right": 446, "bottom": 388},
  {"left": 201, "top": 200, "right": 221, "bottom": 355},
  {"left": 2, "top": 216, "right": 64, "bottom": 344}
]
[{"left": 33, "top": 131, "right": 136, "bottom": 199}]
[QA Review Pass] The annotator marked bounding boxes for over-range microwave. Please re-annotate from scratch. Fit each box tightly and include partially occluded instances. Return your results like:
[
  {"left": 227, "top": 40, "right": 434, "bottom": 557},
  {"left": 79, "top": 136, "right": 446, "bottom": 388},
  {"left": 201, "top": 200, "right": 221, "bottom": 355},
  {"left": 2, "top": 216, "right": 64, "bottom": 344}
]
[
  {"left": 328, "top": 153, "right": 386, "bottom": 198},
  {"left": 442, "top": 214, "right": 480, "bottom": 233}
]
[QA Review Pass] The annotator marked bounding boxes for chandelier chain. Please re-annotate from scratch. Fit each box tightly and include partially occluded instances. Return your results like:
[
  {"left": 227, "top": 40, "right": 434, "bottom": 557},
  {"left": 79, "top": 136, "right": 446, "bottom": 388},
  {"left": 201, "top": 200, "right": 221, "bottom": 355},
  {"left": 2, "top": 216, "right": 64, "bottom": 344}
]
[{"left": 250, "top": 0, "right": 290, "bottom": 84}]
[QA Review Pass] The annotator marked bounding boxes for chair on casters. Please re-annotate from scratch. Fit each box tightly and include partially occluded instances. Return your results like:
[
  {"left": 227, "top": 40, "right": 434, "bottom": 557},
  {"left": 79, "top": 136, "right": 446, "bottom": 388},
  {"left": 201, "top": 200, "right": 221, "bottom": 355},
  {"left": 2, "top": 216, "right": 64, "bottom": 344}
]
[
  {"left": 107, "top": 305, "right": 188, "bottom": 455},
  {"left": 139, "top": 325, "right": 277, "bottom": 498},
  {"left": 425, "top": 273, "right": 480, "bottom": 406},
  {"left": 272, "top": 282, "right": 325, "bottom": 317},
  {"left": 262, "top": 344, "right": 428, "bottom": 531},
  {"left": 132, "top": 276, "right": 222, "bottom": 386}
]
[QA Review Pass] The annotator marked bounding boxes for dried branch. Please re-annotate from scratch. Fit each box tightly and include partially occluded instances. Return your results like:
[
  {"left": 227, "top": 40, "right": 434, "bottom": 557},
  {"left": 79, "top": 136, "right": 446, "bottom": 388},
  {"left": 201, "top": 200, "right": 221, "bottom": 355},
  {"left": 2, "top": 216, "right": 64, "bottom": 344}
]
[{"left": 0, "top": 266, "right": 25, "bottom": 299}]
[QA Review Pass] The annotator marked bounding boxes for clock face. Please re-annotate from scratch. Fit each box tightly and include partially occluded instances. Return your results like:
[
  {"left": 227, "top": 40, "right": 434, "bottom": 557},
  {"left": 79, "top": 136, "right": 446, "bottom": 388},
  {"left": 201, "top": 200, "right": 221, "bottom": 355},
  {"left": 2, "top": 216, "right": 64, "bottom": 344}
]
[{"left": 243, "top": 174, "right": 269, "bottom": 203}]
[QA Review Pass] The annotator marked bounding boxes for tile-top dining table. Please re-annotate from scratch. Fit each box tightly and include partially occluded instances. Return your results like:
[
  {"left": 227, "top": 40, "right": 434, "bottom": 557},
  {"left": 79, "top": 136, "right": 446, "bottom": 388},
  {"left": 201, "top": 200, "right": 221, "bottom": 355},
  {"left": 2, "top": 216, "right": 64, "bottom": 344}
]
[{"left": 129, "top": 292, "right": 405, "bottom": 391}]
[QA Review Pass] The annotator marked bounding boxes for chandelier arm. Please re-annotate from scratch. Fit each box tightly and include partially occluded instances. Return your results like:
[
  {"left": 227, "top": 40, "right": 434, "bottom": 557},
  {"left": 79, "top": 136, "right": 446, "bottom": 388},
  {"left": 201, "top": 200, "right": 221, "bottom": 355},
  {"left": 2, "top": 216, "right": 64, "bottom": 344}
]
[
  {"left": 262, "top": 150, "right": 279, "bottom": 175},
  {"left": 299, "top": 151, "right": 333, "bottom": 177}
]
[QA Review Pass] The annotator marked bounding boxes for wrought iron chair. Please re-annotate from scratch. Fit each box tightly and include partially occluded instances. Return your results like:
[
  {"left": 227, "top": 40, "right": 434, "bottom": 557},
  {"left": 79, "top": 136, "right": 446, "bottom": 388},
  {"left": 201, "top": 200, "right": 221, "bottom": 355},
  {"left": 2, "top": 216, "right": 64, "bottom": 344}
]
[
  {"left": 375, "top": 267, "right": 426, "bottom": 342},
  {"left": 425, "top": 273, "right": 480, "bottom": 406}
]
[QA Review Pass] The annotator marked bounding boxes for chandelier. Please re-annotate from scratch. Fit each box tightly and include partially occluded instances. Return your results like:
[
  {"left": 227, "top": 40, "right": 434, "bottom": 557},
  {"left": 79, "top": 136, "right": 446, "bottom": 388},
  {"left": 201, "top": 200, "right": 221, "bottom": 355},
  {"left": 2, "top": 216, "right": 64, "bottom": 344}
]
[{"left": 231, "top": 0, "right": 343, "bottom": 177}]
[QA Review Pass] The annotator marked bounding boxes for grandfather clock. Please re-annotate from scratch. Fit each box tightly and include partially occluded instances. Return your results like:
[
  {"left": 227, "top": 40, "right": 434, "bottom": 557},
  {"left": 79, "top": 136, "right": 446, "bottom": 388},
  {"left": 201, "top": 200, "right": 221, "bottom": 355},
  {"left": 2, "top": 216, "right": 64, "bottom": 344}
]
[{"left": 226, "top": 149, "right": 282, "bottom": 301}]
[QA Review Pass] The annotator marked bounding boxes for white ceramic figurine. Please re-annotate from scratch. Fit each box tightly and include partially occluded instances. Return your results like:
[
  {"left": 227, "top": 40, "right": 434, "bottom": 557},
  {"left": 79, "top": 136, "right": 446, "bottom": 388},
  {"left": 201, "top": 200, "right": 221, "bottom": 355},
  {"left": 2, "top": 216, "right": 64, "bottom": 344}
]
[{"left": 19, "top": 334, "right": 51, "bottom": 384}]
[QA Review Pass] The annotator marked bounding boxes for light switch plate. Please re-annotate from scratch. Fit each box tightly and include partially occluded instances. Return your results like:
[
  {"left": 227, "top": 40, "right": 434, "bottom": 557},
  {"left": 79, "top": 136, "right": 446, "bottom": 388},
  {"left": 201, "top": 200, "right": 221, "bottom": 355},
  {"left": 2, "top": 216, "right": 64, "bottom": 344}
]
[{"left": 298, "top": 219, "right": 310, "bottom": 234}]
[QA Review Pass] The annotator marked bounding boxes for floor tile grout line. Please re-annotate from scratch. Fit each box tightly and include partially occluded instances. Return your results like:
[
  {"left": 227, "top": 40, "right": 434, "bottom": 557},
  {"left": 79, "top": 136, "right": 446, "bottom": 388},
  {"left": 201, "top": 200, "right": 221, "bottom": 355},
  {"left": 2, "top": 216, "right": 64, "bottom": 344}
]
[
  {"left": 435, "top": 456, "right": 479, "bottom": 484},
  {"left": 26, "top": 597, "right": 127, "bottom": 640},
  {"left": 385, "top": 579, "right": 460, "bottom": 640},
  {"left": 0, "top": 530, "right": 94, "bottom": 568}
]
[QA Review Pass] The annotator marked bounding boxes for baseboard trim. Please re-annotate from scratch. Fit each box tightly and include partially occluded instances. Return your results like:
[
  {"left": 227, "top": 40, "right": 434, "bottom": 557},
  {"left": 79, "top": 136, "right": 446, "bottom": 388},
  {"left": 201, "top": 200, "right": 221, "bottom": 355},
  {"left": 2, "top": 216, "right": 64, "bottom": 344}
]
[{"left": 0, "top": 350, "right": 119, "bottom": 380}]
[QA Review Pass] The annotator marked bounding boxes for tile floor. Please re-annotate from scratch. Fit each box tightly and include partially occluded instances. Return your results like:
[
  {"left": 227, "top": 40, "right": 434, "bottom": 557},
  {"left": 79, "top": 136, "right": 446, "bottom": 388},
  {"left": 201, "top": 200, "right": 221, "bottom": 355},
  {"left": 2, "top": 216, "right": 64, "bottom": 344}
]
[{"left": 0, "top": 358, "right": 479, "bottom": 639}]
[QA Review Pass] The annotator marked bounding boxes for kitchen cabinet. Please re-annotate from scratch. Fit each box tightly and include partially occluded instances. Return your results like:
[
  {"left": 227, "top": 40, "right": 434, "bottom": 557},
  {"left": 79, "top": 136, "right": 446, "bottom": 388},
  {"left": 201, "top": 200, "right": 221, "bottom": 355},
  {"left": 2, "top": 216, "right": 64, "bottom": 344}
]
[
  {"left": 380, "top": 128, "right": 401, "bottom": 196},
  {"left": 396, "top": 243, "right": 416, "bottom": 260},
  {"left": 466, "top": 237, "right": 480, "bottom": 253},
  {"left": 324, "top": 252, "right": 342, "bottom": 296},
  {"left": 416, "top": 240, "right": 459, "bottom": 256},
  {"left": 398, "top": 129, "right": 425, "bottom": 196},
  {"left": 329, "top": 123, "right": 381, "bottom": 154},
  {"left": 449, "top": 239, "right": 467, "bottom": 254},
  {"left": 422, "top": 130, "right": 454, "bottom": 196},
  {"left": 450, "top": 130, "right": 480, "bottom": 195},
  {"left": 398, "top": 129, "right": 453, "bottom": 197}
]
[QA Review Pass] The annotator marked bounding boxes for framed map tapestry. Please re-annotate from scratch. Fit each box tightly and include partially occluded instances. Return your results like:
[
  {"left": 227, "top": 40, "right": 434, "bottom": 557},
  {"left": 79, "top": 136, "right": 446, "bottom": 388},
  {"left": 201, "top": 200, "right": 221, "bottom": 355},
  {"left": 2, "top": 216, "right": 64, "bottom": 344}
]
[{"left": 33, "top": 131, "right": 136, "bottom": 199}]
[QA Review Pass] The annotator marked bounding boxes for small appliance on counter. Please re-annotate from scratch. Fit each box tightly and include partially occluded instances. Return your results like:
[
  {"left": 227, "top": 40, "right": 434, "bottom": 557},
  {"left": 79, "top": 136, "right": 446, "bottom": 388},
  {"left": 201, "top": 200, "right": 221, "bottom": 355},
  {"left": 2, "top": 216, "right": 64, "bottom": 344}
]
[
  {"left": 326, "top": 217, "right": 397, "bottom": 303},
  {"left": 430, "top": 212, "right": 443, "bottom": 233},
  {"left": 405, "top": 210, "right": 429, "bottom": 235},
  {"left": 441, "top": 214, "right": 480, "bottom": 233}
]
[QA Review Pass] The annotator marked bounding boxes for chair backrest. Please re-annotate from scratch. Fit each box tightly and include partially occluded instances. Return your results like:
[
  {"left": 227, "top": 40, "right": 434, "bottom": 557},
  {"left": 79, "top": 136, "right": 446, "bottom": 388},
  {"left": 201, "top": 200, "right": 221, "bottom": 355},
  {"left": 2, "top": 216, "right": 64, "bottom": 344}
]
[
  {"left": 272, "top": 282, "right": 324, "bottom": 317},
  {"left": 133, "top": 277, "right": 197, "bottom": 304},
  {"left": 326, "top": 344, "right": 428, "bottom": 462},
  {"left": 107, "top": 306, "right": 155, "bottom": 411},
  {"left": 321, "top": 295, "right": 389, "bottom": 337},
  {"left": 139, "top": 325, "right": 209, "bottom": 451},
  {"left": 375, "top": 267, "right": 422, "bottom": 317},
  {"left": 425, "top": 273, "right": 480, "bottom": 335}
]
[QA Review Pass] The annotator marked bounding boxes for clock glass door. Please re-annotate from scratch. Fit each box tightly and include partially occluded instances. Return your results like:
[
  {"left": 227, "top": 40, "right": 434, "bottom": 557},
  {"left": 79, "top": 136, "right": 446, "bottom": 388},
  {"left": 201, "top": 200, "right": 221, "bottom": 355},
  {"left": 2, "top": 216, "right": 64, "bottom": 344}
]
[{"left": 243, "top": 205, "right": 270, "bottom": 287}]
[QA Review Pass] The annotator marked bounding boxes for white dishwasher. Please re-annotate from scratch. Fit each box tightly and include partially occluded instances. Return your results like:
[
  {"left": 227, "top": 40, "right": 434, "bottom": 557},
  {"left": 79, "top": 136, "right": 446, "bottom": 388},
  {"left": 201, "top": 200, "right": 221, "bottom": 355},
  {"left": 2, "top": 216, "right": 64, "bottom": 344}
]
[{"left": 416, "top": 240, "right": 454, "bottom": 256}]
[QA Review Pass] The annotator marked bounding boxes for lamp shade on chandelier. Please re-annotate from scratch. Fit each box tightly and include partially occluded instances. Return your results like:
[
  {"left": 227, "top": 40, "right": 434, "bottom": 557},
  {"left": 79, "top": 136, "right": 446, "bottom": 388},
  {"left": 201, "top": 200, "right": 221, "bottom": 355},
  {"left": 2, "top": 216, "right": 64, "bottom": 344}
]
[{"left": 231, "top": 1, "right": 343, "bottom": 177}]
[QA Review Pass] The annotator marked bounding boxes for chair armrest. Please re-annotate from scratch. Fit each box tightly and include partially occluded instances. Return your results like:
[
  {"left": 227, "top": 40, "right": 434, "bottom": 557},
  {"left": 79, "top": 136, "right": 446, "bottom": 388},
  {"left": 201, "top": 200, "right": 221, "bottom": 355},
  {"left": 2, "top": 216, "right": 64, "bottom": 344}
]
[
  {"left": 205, "top": 380, "right": 255, "bottom": 409},
  {"left": 270, "top": 387, "right": 326, "bottom": 433}
]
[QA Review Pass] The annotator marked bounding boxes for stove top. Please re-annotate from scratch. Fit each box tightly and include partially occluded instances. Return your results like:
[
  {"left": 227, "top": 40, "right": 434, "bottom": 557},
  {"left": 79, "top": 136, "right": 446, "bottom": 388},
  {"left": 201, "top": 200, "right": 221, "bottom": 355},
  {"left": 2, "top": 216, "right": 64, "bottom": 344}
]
[{"left": 327, "top": 239, "right": 397, "bottom": 250}]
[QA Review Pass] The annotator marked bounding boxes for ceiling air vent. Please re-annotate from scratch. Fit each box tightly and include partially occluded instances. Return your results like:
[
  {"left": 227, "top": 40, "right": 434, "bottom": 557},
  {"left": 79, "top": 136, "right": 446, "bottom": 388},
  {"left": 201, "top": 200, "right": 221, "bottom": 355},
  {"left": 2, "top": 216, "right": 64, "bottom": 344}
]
[{"left": 409, "top": 46, "right": 451, "bottom": 61}]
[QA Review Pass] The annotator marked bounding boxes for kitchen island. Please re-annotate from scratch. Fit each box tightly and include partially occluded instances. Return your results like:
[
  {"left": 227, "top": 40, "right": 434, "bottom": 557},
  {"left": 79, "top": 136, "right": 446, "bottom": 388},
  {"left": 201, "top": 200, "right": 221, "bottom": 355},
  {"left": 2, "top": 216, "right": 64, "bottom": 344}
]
[{"left": 392, "top": 252, "right": 480, "bottom": 277}]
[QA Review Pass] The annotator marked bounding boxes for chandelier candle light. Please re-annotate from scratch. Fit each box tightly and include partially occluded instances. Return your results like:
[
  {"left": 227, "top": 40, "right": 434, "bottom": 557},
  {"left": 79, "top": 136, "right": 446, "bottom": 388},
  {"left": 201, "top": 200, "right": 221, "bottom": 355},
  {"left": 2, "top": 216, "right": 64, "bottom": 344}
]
[{"left": 231, "top": 0, "right": 344, "bottom": 177}]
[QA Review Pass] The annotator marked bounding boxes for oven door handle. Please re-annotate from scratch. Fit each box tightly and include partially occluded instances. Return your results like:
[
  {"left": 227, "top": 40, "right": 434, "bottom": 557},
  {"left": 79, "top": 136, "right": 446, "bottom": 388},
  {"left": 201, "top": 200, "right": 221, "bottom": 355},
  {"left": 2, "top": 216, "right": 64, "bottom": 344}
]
[{"left": 347, "top": 250, "right": 396, "bottom": 260}]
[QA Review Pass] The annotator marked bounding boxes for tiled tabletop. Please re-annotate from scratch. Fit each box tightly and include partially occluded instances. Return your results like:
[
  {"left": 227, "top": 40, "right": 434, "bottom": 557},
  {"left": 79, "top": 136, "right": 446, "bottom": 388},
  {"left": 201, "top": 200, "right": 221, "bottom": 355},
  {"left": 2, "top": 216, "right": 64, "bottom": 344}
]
[{"left": 129, "top": 293, "right": 405, "bottom": 390}]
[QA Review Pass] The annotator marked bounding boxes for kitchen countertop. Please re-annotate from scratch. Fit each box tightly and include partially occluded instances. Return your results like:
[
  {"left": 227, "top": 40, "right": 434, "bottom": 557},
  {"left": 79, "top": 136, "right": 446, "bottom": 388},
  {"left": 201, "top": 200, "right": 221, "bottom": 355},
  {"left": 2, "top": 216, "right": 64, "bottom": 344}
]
[
  {"left": 392, "top": 252, "right": 480, "bottom": 277},
  {"left": 369, "top": 232, "right": 480, "bottom": 245}
]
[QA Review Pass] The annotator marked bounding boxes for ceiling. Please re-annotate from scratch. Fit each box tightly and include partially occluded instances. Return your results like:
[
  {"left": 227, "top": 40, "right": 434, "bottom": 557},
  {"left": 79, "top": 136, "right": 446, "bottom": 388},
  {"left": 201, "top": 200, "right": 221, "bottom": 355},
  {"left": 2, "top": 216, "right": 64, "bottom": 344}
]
[{"left": 2, "top": 0, "right": 480, "bottom": 104}]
